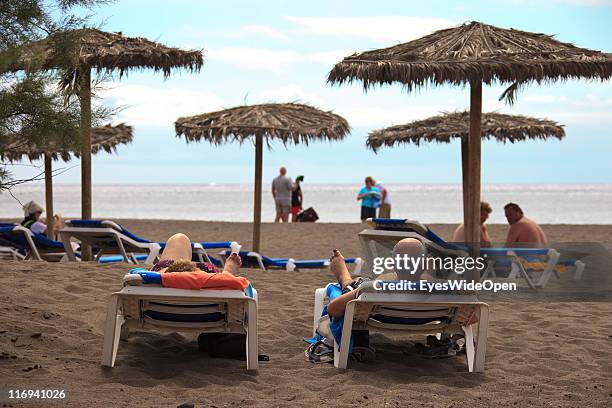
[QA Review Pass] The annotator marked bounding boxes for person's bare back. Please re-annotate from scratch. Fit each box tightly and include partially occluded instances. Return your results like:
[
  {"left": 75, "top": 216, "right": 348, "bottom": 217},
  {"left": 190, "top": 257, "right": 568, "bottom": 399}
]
[{"left": 506, "top": 216, "right": 547, "bottom": 247}]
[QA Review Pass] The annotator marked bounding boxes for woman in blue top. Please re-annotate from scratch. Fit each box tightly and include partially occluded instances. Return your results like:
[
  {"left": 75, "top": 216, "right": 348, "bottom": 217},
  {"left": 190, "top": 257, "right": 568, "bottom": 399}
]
[{"left": 357, "top": 176, "right": 381, "bottom": 221}]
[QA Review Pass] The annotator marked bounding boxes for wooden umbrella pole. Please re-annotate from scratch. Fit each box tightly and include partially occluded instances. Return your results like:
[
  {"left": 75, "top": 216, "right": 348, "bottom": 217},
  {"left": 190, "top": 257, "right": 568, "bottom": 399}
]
[
  {"left": 461, "top": 137, "right": 469, "bottom": 238},
  {"left": 79, "top": 67, "right": 92, "bottom": 260},
  {"left": 252, "top": 134, "right": 263, "bottom": 253},
  {"left": 467, "top": 81, "right": 482, "bottom": 262},
  {"left": 44, "top": 153, "right": 54, "bottom": 239}
]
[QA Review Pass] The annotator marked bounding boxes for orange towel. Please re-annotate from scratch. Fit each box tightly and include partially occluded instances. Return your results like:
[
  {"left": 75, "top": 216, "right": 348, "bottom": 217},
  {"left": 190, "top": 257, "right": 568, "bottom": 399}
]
[
  {"left": 161, "top": 271, "right": 249, "bottom": 291},
  {"left": 519, "top": 260, "right": 566, "bottom": 273}
]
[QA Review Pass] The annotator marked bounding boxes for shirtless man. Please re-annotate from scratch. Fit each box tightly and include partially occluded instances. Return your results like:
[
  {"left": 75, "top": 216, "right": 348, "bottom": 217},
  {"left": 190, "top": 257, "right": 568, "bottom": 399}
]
[
  {"left": 326, "top": 238, "right": 426, "bottom": 318},
  {"left": 452, "top": 201, "right": 493, "bottom": 247},
  {"left": 504, "top": 203, "right": 547, "bottom": 247}
]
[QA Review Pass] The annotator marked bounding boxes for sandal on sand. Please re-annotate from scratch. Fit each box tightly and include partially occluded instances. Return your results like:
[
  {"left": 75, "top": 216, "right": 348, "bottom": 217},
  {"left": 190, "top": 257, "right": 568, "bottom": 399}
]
[
  {"left": 305, "top": 340, "right": 334, "bottom": 364},
  {"left": 423, "top": 335, "right": 456, "bottom": 359},
  {"left": 423, "top": 343, "right": 457, "bottom": 359}
]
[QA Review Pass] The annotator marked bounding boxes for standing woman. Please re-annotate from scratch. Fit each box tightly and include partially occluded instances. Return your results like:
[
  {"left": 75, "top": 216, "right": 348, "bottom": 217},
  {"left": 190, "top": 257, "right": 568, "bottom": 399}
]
[
  {"left": 291, "top": 175, "right": 304, "bottom": 222},
  {"left": 357, "top": 176, "right": 381, "bottom": 221}
]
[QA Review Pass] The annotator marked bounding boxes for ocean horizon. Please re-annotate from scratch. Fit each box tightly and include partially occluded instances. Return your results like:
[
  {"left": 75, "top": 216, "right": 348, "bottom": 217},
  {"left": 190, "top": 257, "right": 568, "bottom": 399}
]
[{"left": 1, "top": 183, "right": 611, "bottom": 225}]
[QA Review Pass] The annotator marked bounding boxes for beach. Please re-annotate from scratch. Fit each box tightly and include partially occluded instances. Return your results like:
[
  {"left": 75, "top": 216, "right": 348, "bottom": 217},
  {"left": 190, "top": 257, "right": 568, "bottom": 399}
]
[{"left": 1, "top": 220, "right": 611, "bottom": 407}]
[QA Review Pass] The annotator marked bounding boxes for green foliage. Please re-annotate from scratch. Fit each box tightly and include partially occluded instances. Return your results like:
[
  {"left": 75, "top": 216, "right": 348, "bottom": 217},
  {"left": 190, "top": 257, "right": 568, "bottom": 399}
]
[{"left": 0, "top": 0, "right": 113, "bottom": 190}]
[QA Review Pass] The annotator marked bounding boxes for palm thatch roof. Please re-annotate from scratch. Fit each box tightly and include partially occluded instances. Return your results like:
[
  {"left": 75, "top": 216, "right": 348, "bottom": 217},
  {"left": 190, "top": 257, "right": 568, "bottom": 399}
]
[
  {"left": 328, "top": 21, "right": 612, "bottom": 90},
  {"left": 367, "top": 111, "right": 565, "bottom": 152},
  {"left": 1, "top": 123, "right": 133, "bottom": 162},
  {"left": 175, "top": 103, "right": 350, "bottom": 145},
  {"left": 2, "top": 28, "right": 203, "bottom": 77}
]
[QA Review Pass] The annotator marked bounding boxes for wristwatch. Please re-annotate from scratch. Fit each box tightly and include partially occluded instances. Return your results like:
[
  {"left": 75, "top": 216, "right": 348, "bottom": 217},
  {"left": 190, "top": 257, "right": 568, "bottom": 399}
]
[{"left": 341, "top": 277, "right": 365, "bottom": 294}]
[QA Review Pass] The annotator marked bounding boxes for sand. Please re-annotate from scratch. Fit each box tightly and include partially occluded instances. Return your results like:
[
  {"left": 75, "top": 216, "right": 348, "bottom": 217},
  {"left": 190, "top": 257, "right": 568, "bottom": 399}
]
[{"left": 1, "top": 220, "right": 611, "bottom": 407}]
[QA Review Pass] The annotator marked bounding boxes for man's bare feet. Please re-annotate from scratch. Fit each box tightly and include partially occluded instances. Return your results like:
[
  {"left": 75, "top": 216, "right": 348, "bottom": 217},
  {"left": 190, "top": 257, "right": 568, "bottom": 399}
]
[
  {"left": 223, "top": 253, "right": 242, "bottom": 274},
  {"left": 330, "top": 249, "right": 352, "bottom": 288}
]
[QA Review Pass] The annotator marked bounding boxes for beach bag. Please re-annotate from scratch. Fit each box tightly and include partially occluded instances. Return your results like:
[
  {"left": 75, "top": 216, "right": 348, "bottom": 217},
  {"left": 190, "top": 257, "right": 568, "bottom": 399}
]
[
  {"left": 198, "top": 333, "right": 247, "bottom": 360},
  {"left": 198, "top": 333, "right": 269, "bottom": 362},
  {"left": 296, "top": 207, "right": 319, "bottom": 222}
]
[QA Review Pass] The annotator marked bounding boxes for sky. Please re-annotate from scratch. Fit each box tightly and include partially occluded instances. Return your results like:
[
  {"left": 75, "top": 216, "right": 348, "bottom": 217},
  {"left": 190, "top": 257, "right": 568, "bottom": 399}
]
[{"left": 8, "top": 0, "right": 612, "bottom": 184}]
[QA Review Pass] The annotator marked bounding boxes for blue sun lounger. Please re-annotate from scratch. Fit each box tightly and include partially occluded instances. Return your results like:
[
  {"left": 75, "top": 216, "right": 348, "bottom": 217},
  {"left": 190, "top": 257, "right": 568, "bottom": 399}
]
[
  {"left": 102, "top": 270, "right": 259, "bottom": 370},
  {"left": 365, "top": 218, "right": 584, "bottom": 288},
  {"left": 216, "top": 250, "right": 363, "bottom": 273},
  {"left": 60, "top": 220, "right": 239, "bottom": 266},
  {"left": 60, "top": 220, "right": 162, "bottom": 265},
  {"left": 0, "top": 225, "right": 148, "bottom": 263},
  {"left": 0, "top": 225, "right": 69, "bottom": 261}
]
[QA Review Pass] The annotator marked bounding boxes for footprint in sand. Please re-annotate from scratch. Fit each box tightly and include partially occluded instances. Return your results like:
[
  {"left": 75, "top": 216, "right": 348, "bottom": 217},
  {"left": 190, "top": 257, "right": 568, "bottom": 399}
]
[{"left": 64, "top": 284, "right": 91, "bottom": 294}]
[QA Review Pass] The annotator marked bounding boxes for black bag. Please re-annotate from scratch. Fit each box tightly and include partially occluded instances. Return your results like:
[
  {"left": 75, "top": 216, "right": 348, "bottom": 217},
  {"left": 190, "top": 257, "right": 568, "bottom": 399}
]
[
  {"left": 198, "top": 333, "right": 269, "bottom": 362},
  {"left": 198, "top": 333, "right": 246, "bottom": 360},
  {"left": 296, "top": 207, "right": 319, "bottom": 222}
]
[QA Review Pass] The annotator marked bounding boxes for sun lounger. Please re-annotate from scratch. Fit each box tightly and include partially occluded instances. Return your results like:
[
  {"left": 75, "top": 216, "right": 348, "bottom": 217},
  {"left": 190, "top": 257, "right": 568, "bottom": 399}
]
[
  {"left": 0, "top": 246, "right": 25, "bottom": 260},
  {"left": 359, "top": 218, "right": 469, "bottom": 279},
  {"left": 312, "top": 282, "right": 489, "bottom": 372},
  {"left": 101, "top": 270, "right": 259, "bottom": 370},
  {"left": 0, "top": 225, "right": 71, "bottom": 261},
  {"left": 217, "top": 250, "right": 363, "bottom": 273},
  {"left": 366, "top": 218, "right": 584, "bottom": 287},
  {"left": 59, "top": 220, "right": 161, "bottom": 265},
  {"left": 0, "top": 225, "right": 152, "bottom": 263},
  {"left": 481, "top": 249, "right": 585, "bottom": 288}
]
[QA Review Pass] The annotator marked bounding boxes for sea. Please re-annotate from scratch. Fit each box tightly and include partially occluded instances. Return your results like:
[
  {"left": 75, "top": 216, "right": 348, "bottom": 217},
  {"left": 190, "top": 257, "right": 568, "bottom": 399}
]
[{"left": 1, "top": 184, "right": 611, "bottom": 224}]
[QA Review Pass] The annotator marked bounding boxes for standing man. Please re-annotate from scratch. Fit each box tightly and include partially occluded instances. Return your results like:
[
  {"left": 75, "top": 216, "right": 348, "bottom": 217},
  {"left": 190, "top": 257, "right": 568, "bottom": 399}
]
[
  {"left": 357, "top": 176, "right": 381, "bottom": 221},
  {"left": 272, "top": 166, "right": 293, "bottom": 223},
  {"left": 291, "top": 175, "right": 304, "bottom": 222},
  {"left": 504, "top": 202, "right": 547, "bottom": 247},
  {"left": 374, "top": 179, "right": 391, "bottom": 218}
]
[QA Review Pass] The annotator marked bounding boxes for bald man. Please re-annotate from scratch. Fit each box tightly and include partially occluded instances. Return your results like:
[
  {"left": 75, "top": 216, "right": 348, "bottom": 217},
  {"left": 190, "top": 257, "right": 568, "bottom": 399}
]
[{"left": 327, "top": 238, "right": 427, "bottom": 318}]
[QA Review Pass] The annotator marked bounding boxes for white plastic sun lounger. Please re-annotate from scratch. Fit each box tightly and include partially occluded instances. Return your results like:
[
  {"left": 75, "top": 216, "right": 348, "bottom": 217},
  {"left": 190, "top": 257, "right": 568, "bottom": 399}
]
[
  {"left": 480, "top": 248, "right": 585, "bottom": 288},
  {"left": 365, "top": 218, "right": 584, "bottom": 287},
  {"left": 312, "top": 282, "right": 489, "bottom": 372},
  {"left": 0, "top": 245, "right": 25, "bottom": 260},
  {"left": 0, "top": 225, "right": 70, "bottom": 261},
  {"left": 59, "top": 220, "right": 160, "bottom": 265},
  {"left": 358, "top": 220, "right": 470, "bottom": 280},
  {"left": 101, "top": 270, "right": 259, "bottom": 371}
]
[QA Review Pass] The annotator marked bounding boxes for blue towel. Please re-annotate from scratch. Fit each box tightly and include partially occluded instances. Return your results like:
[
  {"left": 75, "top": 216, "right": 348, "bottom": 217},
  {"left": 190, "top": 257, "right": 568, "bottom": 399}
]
[
  {"left": 305, "top": 283, "right": 353, "bottom": 351},
  {"left": 129, "top": 268, "right": 162, "bottom": 284}
]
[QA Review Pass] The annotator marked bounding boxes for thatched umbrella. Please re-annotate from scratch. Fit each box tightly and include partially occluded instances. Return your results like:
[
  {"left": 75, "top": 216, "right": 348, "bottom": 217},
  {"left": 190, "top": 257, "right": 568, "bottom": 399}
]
[
  {"left": 2, "top": 28, "right": 202, "bottom": 258},
  {"left": 175, "top": 103, "right": 350, "bottom": 252},
  {"left": 1, "top": 124, "right": 133, "bottom": 237},
  {"left": 329, "top": 21, "right": 611, "bottom": 248},
  {"left": 368, "top": 111, "right": 565, "bottom": 223}
]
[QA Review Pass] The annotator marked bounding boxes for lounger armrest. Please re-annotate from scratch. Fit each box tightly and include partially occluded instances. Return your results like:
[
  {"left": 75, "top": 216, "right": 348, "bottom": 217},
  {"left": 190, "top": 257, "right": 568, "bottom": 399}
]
[{"left": 123, "top": 274, "right": 144, "bottom": 286}]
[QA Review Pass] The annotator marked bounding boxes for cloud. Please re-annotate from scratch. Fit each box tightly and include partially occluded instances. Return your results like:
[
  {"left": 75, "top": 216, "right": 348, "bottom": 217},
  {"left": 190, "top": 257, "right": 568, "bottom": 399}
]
[
  {"left": 562, "top": 0, "right": 612, "bottom": 5},
  {"left": 242, "top": 25, "right": 289, "bottom": 40},
  {"left": 257, "top": 84, "right": 326, "bottom": 106},
  {"left": 286, "top": 16, "right": 455, "bottom": 43},
  {"left": 336, "top": 104, "right": 465, "bottom": 128},
  {"left": 98, "top": 83, "right": 224, "bottom": 127},
  {"left": 206, "top": 47, "right": 352, "bottom": 72},
  {"left": 524, "top": 95, "right": 570, "bottom": 103}
]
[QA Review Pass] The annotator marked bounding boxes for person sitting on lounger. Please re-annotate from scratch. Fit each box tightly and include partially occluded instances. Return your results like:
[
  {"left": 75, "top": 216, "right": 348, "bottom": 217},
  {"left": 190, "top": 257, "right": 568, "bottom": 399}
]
[
  {"left": 20, "top": 200, "right": 62, "bottom": 238},
  {"left": 151, "top": 233, "right": 242, "bottom": 275},
  {"left": 307, "top": 238, "right": 448, "bottom": 362},
  {"left": 504, "top": 202, "right": 547, "bottom": 247},
  {"left": 452, "top": 201, "right": 492, "bottom": 247}
]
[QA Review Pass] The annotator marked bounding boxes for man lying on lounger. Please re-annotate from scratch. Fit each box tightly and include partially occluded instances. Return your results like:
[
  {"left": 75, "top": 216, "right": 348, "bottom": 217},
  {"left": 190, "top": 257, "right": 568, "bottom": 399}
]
[
  {"left": 150, "top": 233, "right": 239, "bottom": 273},
  {"left": 306, "top": 238, "right": 460, "bottom": 363}
]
